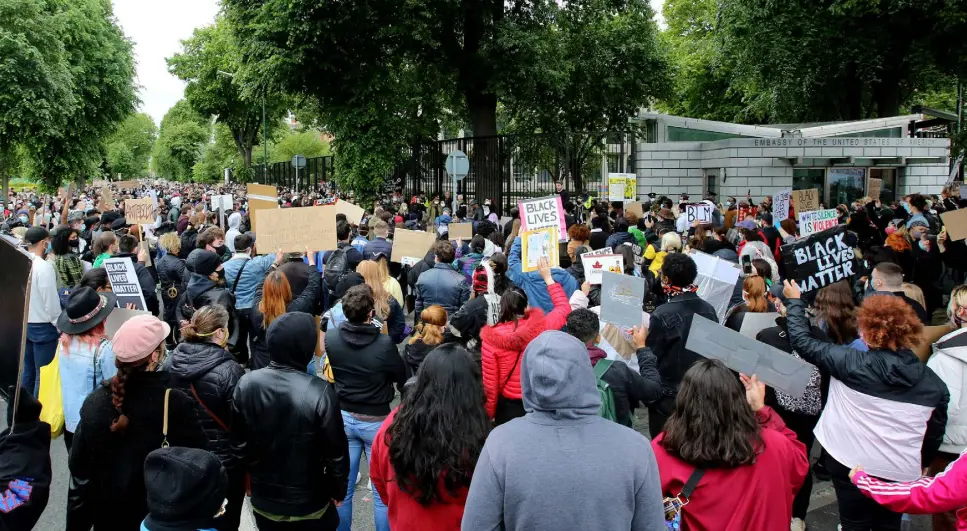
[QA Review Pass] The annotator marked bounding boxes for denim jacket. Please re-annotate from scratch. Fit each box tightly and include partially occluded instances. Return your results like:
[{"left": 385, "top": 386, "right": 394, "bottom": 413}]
[{"left": 59, "top": 337, "right": 116, "bottom": 432}]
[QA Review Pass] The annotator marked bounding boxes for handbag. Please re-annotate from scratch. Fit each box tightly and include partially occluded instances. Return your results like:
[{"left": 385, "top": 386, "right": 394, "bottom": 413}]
[
  {"left": 38, "top": 345, "right": 65, "bottom": 438},
  {"left": 663, "top": 468, "right": 705, "bottom": 530},
  {"left": 189, "top": 383, "right": 229, "bottom": 432}
]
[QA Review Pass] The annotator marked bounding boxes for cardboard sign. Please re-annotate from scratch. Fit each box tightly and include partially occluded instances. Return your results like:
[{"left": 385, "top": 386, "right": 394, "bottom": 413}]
[
  {"left": 772, "top": 189, "right": 792, "bottom": 227},
  {"left": 739, "top": 312, "right": 781, "bottom": 339},
  {"left": 793, "top": 188, "right": 819, "bottom": 213},
  {"left": 584, "top": 247, "right": 614, "bottom": 256},
  {"left": 625, "top": 202, "right": 644, "bottom": 218},
  {"left": 104, "top": 257, "right": 148, "bottom": 311},
  {"left": 582, "top": 254, "right": 624, "bottom": 285},
  {"left": 254, "top": 206, "right": 337, "bottom": 253},
  {"left": 686, "top": 203, "right": 714, "bottom": 225},
  {"left": 247, "top": 199, "right": 278, "bottom": 232},
  {"left": 780, "top": 225, "right": 858, "bottom": 297},
  {"left": 124, "top": 198, "right": 156, "bottom": 225},
  {"left": 100, "top": 187, "right": 114, "bottom": 212},
  {"left": 868, "top": 178, "right": 882, "bottom": 200},
  {"left": 600, "top": 271, "right": 646, "bottom": 329},
  {"left": 114, "top": 180, "right": 141, "bottom": 190},
  {"left": 332, "top": 199, "right": 366, "bottom": 225},
  {"left": 105, "top": 307, "right": 151, "bottom": 339},
  {"left": 608, "top": 174, "right": 626, "bottom": 202},
  {"left": 521, "top": 226, "right": 560, "bottom": 272},
  {"left": 519, "top": 195, "right": 566, "bottom": 237},
  {"left": 449, "top": 223, "right": 474, "bottom": 240},
  {"left": 798, "top": 208, "right": 839, "bottom": 237},
  {"left": 391, "top": 228, "right": 438, "bottom": 264},
  {"left": 941, "top": 208, "right": 967, "bottom": 241},
  {"left": 247, "top": 183, "right": 278, "bottom": 199},
  {"left": 0, "top": 238, "right": 32, "bottom": 400},
  {"left": 686, "top": 314, "right": 816, "bottom": 398}
]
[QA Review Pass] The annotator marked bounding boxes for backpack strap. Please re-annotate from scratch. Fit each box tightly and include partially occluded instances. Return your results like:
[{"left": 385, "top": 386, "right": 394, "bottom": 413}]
[
  {"left": 161, "top": 389, "right": 171, "bottom": 448},
  {"left": 231, "top": 258, "right": 250, "bottom": 294},
  {"left": 190, "top": 383, "right": 230, "bottom": 432},
  {"left": 91, "top": 338, "right": 110, "bottom": 391},
  {"left": 593, "top": 358, "right": 614, "bottom": 379},
  {"left": 679, "top": 468, "right": 705, "bottom": 500}
]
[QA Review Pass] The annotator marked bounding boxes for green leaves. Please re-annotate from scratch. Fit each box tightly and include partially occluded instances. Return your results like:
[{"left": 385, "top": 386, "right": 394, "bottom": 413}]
[
  {"left": 151, "top": 100, "right": 209, "bottom": 182},
  {"left": 104, "top": 113, "right": 157, "bottom": 179}
]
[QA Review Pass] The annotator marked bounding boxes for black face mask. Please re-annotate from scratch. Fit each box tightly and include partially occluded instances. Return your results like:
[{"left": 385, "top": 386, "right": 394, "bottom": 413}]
[
  {"left": 69, "top": 240, "right": 80, "bottom": 250},
  {"left": 214, "top": 245, "right": 228, "bottom": 256}
]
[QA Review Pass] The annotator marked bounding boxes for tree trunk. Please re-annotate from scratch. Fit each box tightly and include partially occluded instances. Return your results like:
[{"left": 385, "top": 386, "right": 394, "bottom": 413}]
[
  {"left": 873, "top": 74, "right": 902, "bottom": 118},
  {"left": 465, "top": 91, "right": 501, "bottom": 211},
  {"left": 243, "top": 147, "right": 252, "bottom": 169},
  {"left": 1, "top": 175, "right": 8, "bottom": 218},
  {"left": 467, "top": 92, "right": 498, "bottom": 137}
]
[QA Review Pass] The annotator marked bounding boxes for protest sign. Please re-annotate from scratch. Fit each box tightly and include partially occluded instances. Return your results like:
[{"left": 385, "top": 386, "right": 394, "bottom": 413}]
[
  {"left": 332, "top": 199, "right": 366, "bottom": 225},
  {"left": 686, "top": 315, "right": 816, "bottom": 398},
  {"left": 941, "top": 208, "right": 967, "bottom": 241},
  {"left": 104, "top": 257, "right": 148, "bottom": 311},
  {"left": 685, "top": 203, "right": 714, "bottom": 225},
  {"left": 254, "top": 206, "right": 337, "bottom": 253},
  {"left": 0, "top": 238, "right": 32, "bottom": 400},
  {"left": 739, "top": 312, "right": 782, "bottom": 339},
  {"left": 625, "top": 174, "right": 636, "bottom": 200},
  {"left": 100, "top": 187, "right": 114, "bottom": 212},
  {"left": 391, "top": 228, "right": 438, "bottom": 263},
  {"left": 798, "top": 208, "right": 839, "bottom": 237},
  {"left": 212, "top": 194, "right": 234, "bottom": 211},
  {"left": 449, "top": 223, "right": 474, "bottom": 240},
  {"left": 247, "top": 184, "right": 277, "bottom": 199},
  {"left": 780, "top": 224, "right": 858, "bottom": 298},
  {"left": 400, "top": 256, "right": 421, "bottom": 268},
  {"left": 521, "top": 226, "right": 559, "bottom": 272},
  {"left": 105, "top": 308, "right": 151, "bottom": 339},
  {"left": 625, "top": 202, "right": 644, "bottom": 218},
  {"left": 584, "top": 246, "right": 613, "bottom": 256},
  {"left": 519, "top": 196, "right": 566, "bottom": 238},
  {"left": 247, "top": 199, "right": 277, "bottom": 231},
  {"left": 600, "top": 271, "right": 646, "bottom": 329},
  {"left": 690, "top": 250, "right": 741, "bottom": 322},
  {"left": 868, "top": 178, "right": 882, "bottom": 200},
  {"left": 114, "top": 180, "right": 140, "bottom": 190},
  {"left": 793, "top": 188, "right": 819, "bottom": 213},
  {"left": 124, "top": 198, "right": 156, "bottom": 225},
  {"left": 608, "top": 174, "right": 626, "bottom": 201},
  {"left": 582, "top": 254, "right": 623, "bottom": 285},
  {"left": 772, "top": 189, "right": 792, "bottom": 227}
]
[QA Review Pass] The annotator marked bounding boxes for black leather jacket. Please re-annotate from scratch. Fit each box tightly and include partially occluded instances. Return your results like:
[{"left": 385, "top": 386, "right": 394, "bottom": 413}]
[
  {"left": 640, "top": 292, "right": 718, "bottom": 396},
  {"left": 156, "top": 253, "right": 189, "bottom": 322},
  {"left": 231, "top": 312, "right": 349, "bottom": 517}
]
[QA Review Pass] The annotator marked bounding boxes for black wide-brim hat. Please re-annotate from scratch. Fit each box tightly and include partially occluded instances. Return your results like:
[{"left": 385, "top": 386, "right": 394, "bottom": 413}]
[{"left": 57, "top": 287, "right": 117, "bottom": 335}]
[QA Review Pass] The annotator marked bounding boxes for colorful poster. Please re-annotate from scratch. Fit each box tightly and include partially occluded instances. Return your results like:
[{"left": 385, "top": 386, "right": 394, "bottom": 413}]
[
  {"left": 608, "top": 174, "right": 627, "bottom": 202},
  {"left": 798, "top": 208, "right": 839, "bottom": 237},
  {"left": 625, "top": 174, "right": 636, "bottom": 200},
  {"left": 521, "top": 226, "right": 559, "bottom": 272},
  {"left": 519, "top": 195, "right": 566, "bottom": 240},
  {"left": 582, "top": 254, "right": 624, "bottom": 285}
]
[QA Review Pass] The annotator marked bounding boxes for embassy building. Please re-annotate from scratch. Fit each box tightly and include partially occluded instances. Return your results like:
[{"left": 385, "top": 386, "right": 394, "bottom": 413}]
[{"left": 630, "top": 109, "right": 957, "bottom": 206}]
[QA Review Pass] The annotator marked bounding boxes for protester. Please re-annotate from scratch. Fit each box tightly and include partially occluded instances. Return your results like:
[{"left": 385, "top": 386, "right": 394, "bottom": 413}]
[
  {"left": 506, "top": 237, "right": 578, "bottom": 313},
  {"left": 177, "top": 250, "right": 240, "bottom": 349},
  {"left": 724, "top": 275, "right": 771, "bottom": 332},
  {"left": 325, "top": 222, "right": 364, "bottom": 277},
  {"left": 50, "top": 224, "right": 85, "bottom": 292},
  {"left": 67, "top": 314, "right": 206, "bottom": 531},
  {"left": 867, "top": 261, "right": 930, "bottom": 324},
  {"left": 647, "top": 231, "right": 681, "bottom": 276},
  {"left": 358, "top": 260, "right": 406, "bottom": 343},
  {"left": 140, "top": 447, "right": 229, "bottom": 531},
  {"left": 363, "top": 220, "right": 393, "bottom": 261},
  {"left": 456, "top": 235, "right": 487, "bottom": 283},
  {"left": 223, "top": 233, "right": 283, "bottom": 363},
  {"left": 588, "top": 215, "right": 609, "bottom": 250},
  {"left": 55, "top": 287, "right": 117, "bottom": 451},
  {"left": 116, "top": 234, "right": 160, "bottom": 315},
  {"left": 784, "top": 282, "right": 950, "bottom": 531},
  {"left": 566, "top": 224, "right": 590, "bottom": 262},
  {"left": 91, "top": 231, "right": 118, "bottom": 268},
  {"left": 167, "top": 305, "right": 246, "bottom": 530},
  {"left": 232, "top": 312, "right": 349, "bottom": 531},
  {"left": 249, "top": 267, "right": 320, "bottom": 370},
  {"left": 462, "top": 330, "right": 665, "bottom": 530},
  {"left": 813, "top": 280, "right": 860, "bottom": 346},
  {"left": 324, "top": 285, "right": 407, "bottom": 531},
  {"left": 157, "top": 232, "right": 191, "bottom": 347},
  {"left": 370, "top": 345, "right": 488, "bottom": 531},
  {"left": 23, "top": 226, "right": 61, "bottom": 397},
  {"left": 403, "top": 306, "right": 448, "bottom": 376},
  {"left": 225, "top": 212, "right": 243, "bottom": 253},
  {"left": 480, "top": 257, "right": 570, "bottom": 424},
  {"left": 374, "top": 255, "right": 403, "bottom": 307},
  {"left": 414, "top": 240, "right": 470, "bottom": 317},
  {"left": 640, "top": 252, "right": 718, "bottom": 437}
]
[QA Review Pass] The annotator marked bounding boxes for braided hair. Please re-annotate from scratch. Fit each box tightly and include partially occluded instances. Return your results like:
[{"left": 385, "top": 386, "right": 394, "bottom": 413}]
[{"left": 109, "top": 358, "right": 152, "bottom": 433}]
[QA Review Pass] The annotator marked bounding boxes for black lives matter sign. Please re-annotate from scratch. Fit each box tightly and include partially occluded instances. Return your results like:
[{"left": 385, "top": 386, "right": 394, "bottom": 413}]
[
  {"left": 781, "top": 225, "right": 858, "bottom": 296},
  {"left": 104, "top": 258, "right": 147, "bottom": 311}
]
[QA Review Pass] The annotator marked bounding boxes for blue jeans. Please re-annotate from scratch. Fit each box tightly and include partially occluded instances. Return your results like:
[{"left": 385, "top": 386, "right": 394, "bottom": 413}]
[
  {"left": 336, "top": 411, "right": 389, "bottom": 531},
  {"left": 22, "top": 323, "right": 59, "bottom": 397}
]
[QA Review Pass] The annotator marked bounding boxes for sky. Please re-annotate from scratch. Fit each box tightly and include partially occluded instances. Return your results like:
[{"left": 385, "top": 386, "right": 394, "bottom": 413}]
[{"left": 114, "top": 0, "right": 665, "bottom": 126}]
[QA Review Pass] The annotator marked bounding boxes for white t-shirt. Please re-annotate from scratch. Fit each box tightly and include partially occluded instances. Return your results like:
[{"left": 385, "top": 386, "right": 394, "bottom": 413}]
[{"left": 28, "top": 253, "right": 61, "bottom": 326}]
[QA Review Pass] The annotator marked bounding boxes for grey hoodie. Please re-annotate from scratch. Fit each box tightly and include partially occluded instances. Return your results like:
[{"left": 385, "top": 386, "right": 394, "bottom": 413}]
[{"left": 461, "top": 331, "right": 665, "bottom": 531}]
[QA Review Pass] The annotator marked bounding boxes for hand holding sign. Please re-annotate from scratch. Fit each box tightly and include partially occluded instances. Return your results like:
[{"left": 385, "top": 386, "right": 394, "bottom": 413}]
[{"left": 783, "top": 280, "right": 802, "bottom": 300}]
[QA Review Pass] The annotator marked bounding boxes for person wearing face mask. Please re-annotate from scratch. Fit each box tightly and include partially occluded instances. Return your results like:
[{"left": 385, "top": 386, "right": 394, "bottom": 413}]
[
  {"left": 92, "top": 231, "right": 119, "bottom": 268},
  {"left": 67, "top": 211, "right": 88, "bottom": 255},
  {"left": 50, "top": 224, "right": 87, "bottom": 293},
  {"left": 16, "top": 209, "right": 31, "bottom": 227},
  {"left": 903, "top": 193, "right": 929, "bottom": 229},
  {"left": 187, "top": 226, "right": 231, "bottom": 268},
  {"left": 177, "top": 250, "right": 240, "bottom": 351},
  {"left": 427, "top": 194, "right": 443, "bottom": 223},
  {"left": 167, "top": 305, "right": 247, "bottom": 531},
  {"left": 22, "top": 226, "right": 62, "bottom": 398}
]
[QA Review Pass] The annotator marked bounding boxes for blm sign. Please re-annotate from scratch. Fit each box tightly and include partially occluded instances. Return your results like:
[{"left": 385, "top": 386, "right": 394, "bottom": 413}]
[{"left": 780, "top": 225, "right": 858, "bottom": 299}]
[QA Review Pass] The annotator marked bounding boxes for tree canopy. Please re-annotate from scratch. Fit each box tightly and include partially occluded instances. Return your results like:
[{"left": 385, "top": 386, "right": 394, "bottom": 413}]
[
  {"left": 104, "top": 113, "right": 157, "bottom": 179},
  {"left": 152, "top": 100, "right": 209, "bottom": 181}
]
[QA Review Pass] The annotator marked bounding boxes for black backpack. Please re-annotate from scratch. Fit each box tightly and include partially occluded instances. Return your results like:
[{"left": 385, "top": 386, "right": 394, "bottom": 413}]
[{"left": 324, "top": 246, "right": 351, "bottom": 292}]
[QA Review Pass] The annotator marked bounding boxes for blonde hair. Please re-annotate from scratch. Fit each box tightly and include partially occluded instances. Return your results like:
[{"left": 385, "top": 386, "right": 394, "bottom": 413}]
[
  {"left": 375, "top": 256, "right": 391, "bottom": 285},
  {"left": 159, "top": 232, "right": 181, "bottom": 255},
  {"left": 358, "top": 260, "right": 391, "bottom": 319},
  {"left": 948, "top": 284, "right": 967, "bottom": 326},
  {"left": 902, "top": 282, "right": 926, "bottom": 311},
  {"left": 409, "top": 305, "right": 447, "bottom": 345},
  {"left": 661, "top": 232, "right": 682, "bottom": 253},
  {"left": 181, "top": 306, "right": 229, "bottom": 343}
]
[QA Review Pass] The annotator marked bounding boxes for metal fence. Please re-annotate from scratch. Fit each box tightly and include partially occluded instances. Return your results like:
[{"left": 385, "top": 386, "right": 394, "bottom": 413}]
[{"left": 254, "top": 156, "right": 335, "bottom": 192}]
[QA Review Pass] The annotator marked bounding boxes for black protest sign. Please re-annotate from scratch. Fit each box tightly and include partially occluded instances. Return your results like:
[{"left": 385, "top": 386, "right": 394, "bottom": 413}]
[
  {"left": 104, "top": 257, "right": 147, "bottom": 311},
  {"left": 0, "top": 238, "right": 32, "bottom": 400},
  {"left": 781, "top": 225, "right": 858, "bottom": 297}
]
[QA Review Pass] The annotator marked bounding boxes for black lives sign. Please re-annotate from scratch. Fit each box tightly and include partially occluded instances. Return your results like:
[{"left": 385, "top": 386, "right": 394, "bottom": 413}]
[{"left": 781, "top": 224, "right": 858, "bottom": 296}]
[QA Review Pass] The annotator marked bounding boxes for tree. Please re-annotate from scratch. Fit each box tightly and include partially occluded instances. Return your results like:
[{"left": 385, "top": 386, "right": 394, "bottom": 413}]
[
  {"left": 104, "top": 112, "right": 157, "bottom": 178},
  {"left": 193, "top": 123, "right": 240, "bottom": 183},
  {"left": 152, "top": 100, "right": 209, "bottom": 181},
  {"left": 273, "top": 131, "right": 330, "bottom": 162},
  {"left": 168, "top": 17, "right": 287, "bottom": 173}
]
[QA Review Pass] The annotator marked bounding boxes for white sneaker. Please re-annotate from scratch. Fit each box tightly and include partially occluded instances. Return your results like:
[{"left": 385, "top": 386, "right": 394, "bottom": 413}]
[{"left": 790, "top": 518, "right": 805, "bottom": 531}]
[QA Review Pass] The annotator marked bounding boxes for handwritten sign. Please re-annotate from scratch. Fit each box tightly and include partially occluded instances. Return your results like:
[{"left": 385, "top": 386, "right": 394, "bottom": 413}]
[
  {"left": 582, "top": 253, "right": 623, "bottom": 285},
  {"left": 608, "top": 174, "right": 626, "bottom": 202},
  {"left": 521, "top": 226, "right": 559, "bottom": 272},
  {"left": 798, "top": 208, "right": 838, "bottom": 237},
  {"left": 449, "top": 223, "right": 474, "bottom": 240},
  {"left": 793, "top": 188, "right": 819, "bottom": 213},
  {"left": 391, "top": 228, "right": 437, "bottom": 264},
  {"left": 124, "top": 198, "right": 156, "bottom": 225},
  {"left": 519, "top": 195, "right": 566, "bottom": 238},
  {"left": 867, "top": 178, "right": 882, "bottom": 200},
  {"left": 780, "top": 225, "right": 858, "bottom": 298},
  {"left": 686, "top": 203, "right": 714, "bottom": 225},
  {"left": 600, "top": 271, "right": 645, "bottom": 329},
  {"left": 772, "top": 189, "right": 792, "bottom": 227},
  {"left": 114, "top": 180, "right": 141, "bottom": 190},
  {"left": 104, "top": 258, "right": 147, "bottom": 311},
  {"left": 211, "top": 194, "right": 233, "bottom": 211},
  {"left": 100, "top": 187, "right": 114, "bottom": 212},
  {"left": 254, "top": 206, "right": 337, "bottom": 253}
]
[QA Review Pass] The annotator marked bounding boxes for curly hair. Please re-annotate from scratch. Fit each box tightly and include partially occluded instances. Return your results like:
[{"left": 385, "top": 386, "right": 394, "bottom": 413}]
[
  {"left": 387, "top": 345, "right": 489, "bottom": 505},
  {"left": 885, "top": 231, "right": 912, "bottom": 253},
  {"left": 858, "top": 294, "right": 923, "bottom": 352},
  {"left": 567, "top": 224, "right": 591, "bottom": 243}
]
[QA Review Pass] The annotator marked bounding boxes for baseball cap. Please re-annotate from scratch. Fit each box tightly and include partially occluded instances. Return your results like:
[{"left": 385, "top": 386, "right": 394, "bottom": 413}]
[
  {"left": 24, "top": 227, "right": 49, "bottom": 245},
  {"left": 113, "top": 314, "right": 171, "bottom": 364}
]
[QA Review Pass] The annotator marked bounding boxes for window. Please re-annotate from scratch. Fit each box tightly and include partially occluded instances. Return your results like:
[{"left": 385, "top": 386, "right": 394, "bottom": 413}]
[
  {"left": 869, "top": 168, "right": 897, "bottom": 202},
  {"left": 666, "top": 126, "right": 750, "bottom": 142},
  {"left": 704, "top": 169, "right": 718, "bottom": 198},
  {"left": 828, "top": 168, "right": 866, "bottom": 206},
  {"left": 793, "top": 169, "right": 825, "bottom": 193}
]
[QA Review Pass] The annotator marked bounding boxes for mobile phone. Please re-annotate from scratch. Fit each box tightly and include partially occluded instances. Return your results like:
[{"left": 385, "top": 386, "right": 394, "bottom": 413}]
[{"left": 741, "top": 254, "right": 753, "bottom": 275}]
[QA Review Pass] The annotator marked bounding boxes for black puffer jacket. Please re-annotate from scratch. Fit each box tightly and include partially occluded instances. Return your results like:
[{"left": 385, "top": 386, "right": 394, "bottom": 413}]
[
  {"left": 167, "top": 341, "right": 245, "bottom": 467},
  {"left": 231, "top": 312, "right": 349, "bottom": 517},
  {"left": 156, "top": 253, "right": 189, "bottom": 322},
  {"left": 325, "top": 321, "right": 408, "bottom": 416},
  {"left": 406, "top": 249, "right": 436, "bottom": 289},
  {"left": 176, "top": 275, "right": 240, "bottom": 349},
  {"left": 249, "top": 269, "right": 320, "bottom": 370}
]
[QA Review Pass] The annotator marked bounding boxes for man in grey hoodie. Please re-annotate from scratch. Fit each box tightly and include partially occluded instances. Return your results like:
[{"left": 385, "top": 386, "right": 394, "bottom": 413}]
[{"left": 462, "top": 330, "right": 665, "bottom": 531}]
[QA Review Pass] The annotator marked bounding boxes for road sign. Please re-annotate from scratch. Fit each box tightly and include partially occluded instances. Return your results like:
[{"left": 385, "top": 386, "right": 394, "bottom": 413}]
[
  {"left": 445, "top": 150, "right": 469, "bottom": 180},
  {"left": 291, "top": 155, "right": 307, "bottom": 169}
]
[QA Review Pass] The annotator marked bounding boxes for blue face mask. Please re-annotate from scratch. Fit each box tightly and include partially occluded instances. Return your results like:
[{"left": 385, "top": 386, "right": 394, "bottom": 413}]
[
  {"left": 46, "top": 242, "right": 52, "bottom": 255},
  {"left": 18, "top": 216, "right": 28, "bottom": 224},
  {"left": 901, "top": 201, "right": 911, "bottom": 213}
]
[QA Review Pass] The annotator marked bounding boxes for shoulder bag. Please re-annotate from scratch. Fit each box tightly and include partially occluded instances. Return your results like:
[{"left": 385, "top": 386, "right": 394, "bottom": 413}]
[{"left": 663, "top": 468, "right": 705, "bottom": 530}]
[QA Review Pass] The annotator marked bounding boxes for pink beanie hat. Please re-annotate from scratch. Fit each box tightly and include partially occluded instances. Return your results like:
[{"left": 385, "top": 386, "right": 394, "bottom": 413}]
[{"left": 113, "top": 315, "right": 171, "bottom": 363}]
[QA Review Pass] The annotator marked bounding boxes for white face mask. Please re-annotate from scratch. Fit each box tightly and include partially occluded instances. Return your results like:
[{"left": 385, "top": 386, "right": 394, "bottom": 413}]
[{"left": 483, "top": 206, "right": 490, "bottom": 216}]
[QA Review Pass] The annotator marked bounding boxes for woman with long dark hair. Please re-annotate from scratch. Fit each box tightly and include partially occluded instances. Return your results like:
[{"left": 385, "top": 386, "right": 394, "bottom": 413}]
[
  {"left": 449, "top": 254, "right": 516, "bottom": 351},
  {"left": 652, "top": 359, "right": 809, "bottom": 530},
  {"left": 51, "top": 224, "right": 85, "bottom": 291},
  {"left": 812, "top": 280, "right": 859, "bottom": 345},
  {"left": 370, "top": 344, "right": 490, "bottom": 531}
]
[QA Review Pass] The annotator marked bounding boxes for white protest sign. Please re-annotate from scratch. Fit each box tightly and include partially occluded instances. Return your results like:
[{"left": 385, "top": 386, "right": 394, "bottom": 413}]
[
  {"left": 608, "top": 174, "right": 626, "bottom": 202},
  {"left": 103, "top": 258, "right": 147, "bottom": 311},
  {"left": 519, "top": 195, "right": 566, "bottom": 238},
  {"left": 772, "top": 189, "right": 792, "bottom": 227},
  {"left": 685, "top": 203, "right": 714, "bottom": 225},
  {"left": 798, "top": 208, "right": 839, "bottom": 237},
  {"left": 212, "top": 194, "right": 234, "bottom": 211},
  {"left": 582, "top": 254, "right": 624, "bottom": 285},
  {"left": 583, "top": 247, "right": 613, "bottom": 257}
]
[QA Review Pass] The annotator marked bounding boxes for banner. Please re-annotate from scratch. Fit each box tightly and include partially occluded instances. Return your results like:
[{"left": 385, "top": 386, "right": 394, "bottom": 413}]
[
  {"left": 941, "top": 208, "right": 967, "bottom": 241},
  {"left": 114, "top": 180, "right": 141, "bottom": 190},
  {"left": 600, "top": 271, "right": 646, "bottom": 329},
  {"left": 104, "top": 257, "right": 148, "bottom": 311},
  {"left": 780, "top": 224, "right": 858, "bottom": 298},
  {"left": 521, "top": 226, "right": 559, "bottom": 272},
  {"left": 685, "top": 203, "right": 714, "bottom": 225},
  {"left": 608, "top": 174, "right": 626, "bottom": 202},
  {"left": 798, "top": 208, "right": 838, "bottom": 237},
  {"left": 0, "top": 239, "right": 32, "bottom": 400},
  {"left": 582, "top": 254, "right": 623, "bottom": 285},
  {"left": 391, "top": 228, "right": 438, "bottom": 264},
  {"left": 792, "top": 188, "right": 820, "bottom": 213},
  {"left": 254, "top": 206, "right": 338, "bottom": 253},
  {"left": 124, "top": 198, "right": 156, "bottom": 225},
  {"left": 519, "top": 195, "right": 566, "bottom": 238},
  {"left": 772, "top": 189, "right": 792, "bottom": 227}
]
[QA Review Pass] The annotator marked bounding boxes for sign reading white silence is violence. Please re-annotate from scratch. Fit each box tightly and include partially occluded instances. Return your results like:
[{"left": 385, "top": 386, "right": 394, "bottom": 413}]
[{"left": 780, "top": 225, "right": 858, "bottom": 297}]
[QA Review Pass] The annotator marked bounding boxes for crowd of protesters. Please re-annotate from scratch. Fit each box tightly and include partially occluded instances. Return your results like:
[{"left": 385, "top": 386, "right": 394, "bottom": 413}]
[{"left": 4, "top": 177, "right": 967, "bottom": 531}]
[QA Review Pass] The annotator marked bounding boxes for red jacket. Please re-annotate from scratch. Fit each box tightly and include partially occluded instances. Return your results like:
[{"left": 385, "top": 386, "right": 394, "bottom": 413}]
[
  {"left": 370, "top": 409, "right": 468, "bottom": 531},
  {"left": 651, "top": 407, "right": 809, "bottom": 531},
  {"left": 479, "top": 282, "right": 570, "bottom": 418},
  {"left": 854, "top": 451, "right": 967, "bottom": 530}
]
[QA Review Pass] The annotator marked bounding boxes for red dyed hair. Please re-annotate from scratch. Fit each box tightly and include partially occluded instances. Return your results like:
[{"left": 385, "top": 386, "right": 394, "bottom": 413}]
[{"left": 857, "top": 294, "right": 923, "bottom": 351}]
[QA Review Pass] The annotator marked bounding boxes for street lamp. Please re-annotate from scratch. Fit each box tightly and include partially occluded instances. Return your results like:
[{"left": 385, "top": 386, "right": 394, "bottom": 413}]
[{"left": 217, "top": 70, "right": 267, "bottom": 183}]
